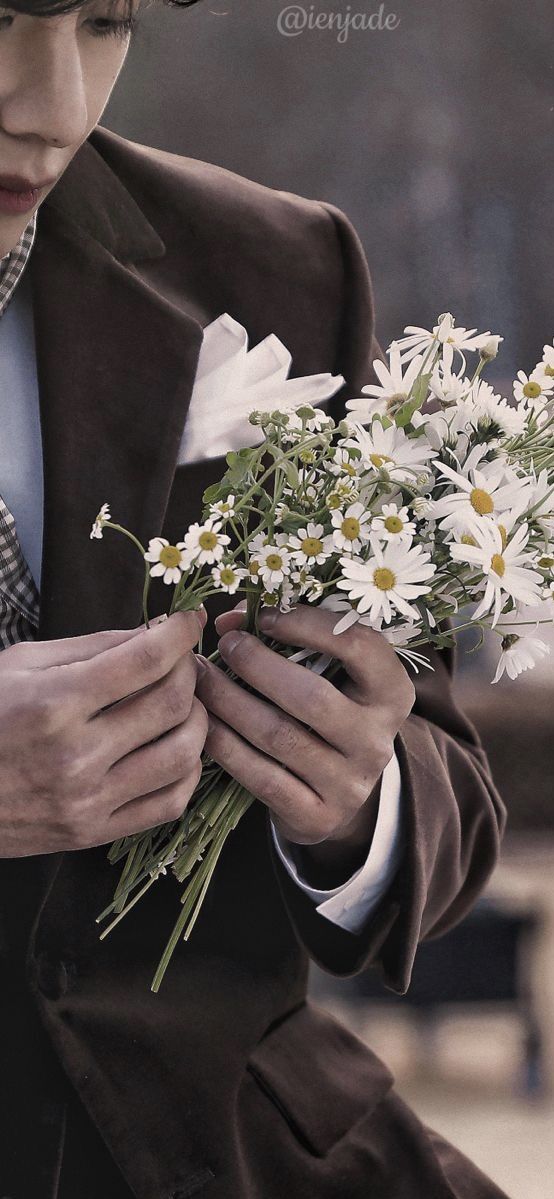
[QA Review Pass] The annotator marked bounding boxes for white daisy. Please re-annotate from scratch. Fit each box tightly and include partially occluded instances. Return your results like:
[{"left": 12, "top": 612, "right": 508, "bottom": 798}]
[
  {"left": 513, "top": 369, "right": 554, "bottom": 409},
  {"left": 326, "top": 479, "right": 361, "bottom": 510},
  {"left": 291, "top": 567, "right": 323, "bottom": 602},
  {"left": 492, "top": 629, "right": 550, "bottom": 683},
  {"left": 183, "top": 519, "right": 230, "bottom": 566},
  {"left": 395, "top": 314, "right": 497, "bottom": 366},
  {"left": 211, "top": 563, "right": 247, "bottom": 595},
  {"left": 449, "top": 522, "right": 542, "bottom": 626},
  {"left": 433, "top": 460, "right": 532, "bottom": 537},
  {"left": 209, "top": 494, "right": 236, "bottom": 521},
  {"left": 288, "top": 522, "right": 334, "bottom": 567},
  {"left": 327, "top": 447, "right": 362, "bottom": 480},
  {"left": 337, "top": 536, "right": 436, "bottom": 626},
  {"left": 144, "top": 537, "right": 190, "bottom": 585},
  {"left": 257, "top": 542, "right": 292, "bottom": 590},
  {"left": 345, "top": 420, "right": 436, "bottom": 483},
  {"left": 346, "top": 345, "right": 426, "bottom": 422},
  {"left": 470, "top": 380, "right": 527, "bottom": 437},
  {"left": 331, "top": 502, "right": 372, "bottom": 553},
  {"left": 539, "top": 342, "right": 554, "bottom": 380},
  {"left": 428, "top": 364, "right": 471, "bottom": 408},
  {"left": 372, "top": 503, "right": 416, "bottom": 543},
  {"left": 527, "top": 470, "right": 554, "bottom": 540},
  {"left": 90, "top": 502, "right": 111, "bottom": 540}
]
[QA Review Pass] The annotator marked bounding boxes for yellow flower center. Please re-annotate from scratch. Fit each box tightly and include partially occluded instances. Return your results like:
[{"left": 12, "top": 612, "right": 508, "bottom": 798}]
[
  {"left": 341, "top": 517, "right": 361, "bottom": 540},
  {"left": 386, "top": 391, "right": 408, "bottom": 411},
  {"left": 523, "top": 381, "right": 542, "bottom": 399},
  {"left": 491, "top": 553, "right": 506, "bottom": 578},
  {"left": 342, "top": 461, "right": 357, "bottom": 476},
  {"left": 299, "top": 449, "right": 315, "bottom": 464},
  {"left": 159, "top": 545, "right": 182, "bottom": 568},
  {"left": 370, "top": 452, "right": 393, "bottom": 469},
  {"left": 373, "top": 567, "right": 396, "bottom": 591},
  {"left": 328, "top": 492, "right": 342, "bottom": 510},
  {"left": 461, "top": 534, "right": 477, "bottom": 546},
  {"left": 301, "top": 537, "right": 324, "bottom": 557},
  {"left": 384, "top": 515, "right": 404, "bottom": 534},
  {"left": 262, "top": 591, "right": 279, "bottom": 606},
  {"left": 199, "top": 531, "right": 218, "bottom": 551},
  {"left": 249, "top": 559, "right": 260, "bottom": 576},
  {"left": 220, "top": 567, "right": 236, "bottom": 586},
  {"left": 544, "top": 365, "right": 554, "bottom": 378},
  {"left": 470, "top": 487, "right": 494, "bottom": 515},
  {"left": 539, "top": 555, "right": 554, "bottom": 568},
  {"left": 266, "top": 553, "right": 284, "bottom": 571},
  {"left": 498, "top": 524, "right": 508, "bottom": 549}
]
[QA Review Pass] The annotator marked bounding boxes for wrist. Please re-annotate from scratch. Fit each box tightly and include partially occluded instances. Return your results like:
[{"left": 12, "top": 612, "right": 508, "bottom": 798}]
[{"left": 289, "top": 780, "right": 382, "bottom": 890}]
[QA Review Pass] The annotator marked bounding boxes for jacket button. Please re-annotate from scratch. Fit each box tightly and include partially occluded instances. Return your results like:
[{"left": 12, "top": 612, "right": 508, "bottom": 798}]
[{"left": 35, "top": 952, "right": 71, "bottom": 1000}]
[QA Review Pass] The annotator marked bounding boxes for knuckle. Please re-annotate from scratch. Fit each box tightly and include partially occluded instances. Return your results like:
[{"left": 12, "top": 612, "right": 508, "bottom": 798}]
[
  {"left": 162, "top": 682, "right": 189, "bottom": 725},
  {"left": 190, "top": 698, "right": 209, "bottom": 745},
  {"left": 271, "top": 719, "right": 302, "bottom": 760},
  {"left": 164, "top": 786, "right": 191, "bottom": 822},
  {"left": 134, "top": 639, "right": 161, "bottom": 679}
]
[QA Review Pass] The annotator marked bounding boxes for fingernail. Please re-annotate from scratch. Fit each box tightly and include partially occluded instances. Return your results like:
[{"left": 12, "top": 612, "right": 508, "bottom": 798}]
[
  {"left": 146, "top": 613, "right": 168, "bottom": 629},
  {"left": 219, "top": 630, "right": 244, "bottom": 655},
  {"left": 195, "top": 653, "right": 209, "bottom": 676}
]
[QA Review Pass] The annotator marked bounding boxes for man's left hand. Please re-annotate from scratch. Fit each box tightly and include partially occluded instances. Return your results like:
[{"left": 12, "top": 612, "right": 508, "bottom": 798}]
[{"left": 195, "top": 605, "right": 415, "bottom": 887}]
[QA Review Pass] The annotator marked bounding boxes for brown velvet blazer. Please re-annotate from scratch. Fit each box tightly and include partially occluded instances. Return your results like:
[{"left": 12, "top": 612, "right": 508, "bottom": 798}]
[{"left": 0, "top": 127, "right": 507, "bottom": 1199}]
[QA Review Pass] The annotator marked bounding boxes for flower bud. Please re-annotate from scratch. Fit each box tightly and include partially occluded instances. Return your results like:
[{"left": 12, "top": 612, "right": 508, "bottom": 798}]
[{"left": 479, "top": 336, "right": 503, "bottom": 362}]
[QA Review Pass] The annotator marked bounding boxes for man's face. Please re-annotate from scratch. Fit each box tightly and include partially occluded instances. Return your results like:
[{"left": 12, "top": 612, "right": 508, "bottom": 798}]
[{"left": 0, "top": 1, "right": 136, "bottom": 256}]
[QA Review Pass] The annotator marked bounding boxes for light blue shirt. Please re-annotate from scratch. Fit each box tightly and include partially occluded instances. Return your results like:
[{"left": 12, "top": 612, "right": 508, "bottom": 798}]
[{"left": 0, "top": 268, "right": 43, "bottom": 588}]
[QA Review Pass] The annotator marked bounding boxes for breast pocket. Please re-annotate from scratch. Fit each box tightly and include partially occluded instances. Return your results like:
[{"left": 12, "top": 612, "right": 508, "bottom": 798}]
[{"left": 246, "top": 1000, "right": 394, "bottom": 1158}]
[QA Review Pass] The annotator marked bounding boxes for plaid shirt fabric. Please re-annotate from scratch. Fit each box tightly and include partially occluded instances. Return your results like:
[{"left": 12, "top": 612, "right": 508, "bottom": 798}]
[{"left": 0, "top": 214, "right": 40, "bottom": 650}]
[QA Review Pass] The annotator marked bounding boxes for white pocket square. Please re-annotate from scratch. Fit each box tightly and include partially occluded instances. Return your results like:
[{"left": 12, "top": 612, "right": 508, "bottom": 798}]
[{"left": 178, "top": 313, "right": 345, "bottom": 464}]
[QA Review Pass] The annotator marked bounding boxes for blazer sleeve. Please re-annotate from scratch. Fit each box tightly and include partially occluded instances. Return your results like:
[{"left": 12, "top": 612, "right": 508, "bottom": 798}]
[{"left": 268, "top": 201, "right": 507, "bottom": 993}]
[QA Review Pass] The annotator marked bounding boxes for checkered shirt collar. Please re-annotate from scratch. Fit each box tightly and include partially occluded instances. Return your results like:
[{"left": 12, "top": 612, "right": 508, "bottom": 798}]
[{"left": 0, "top": 213, "right": 37, "bottom": 319}]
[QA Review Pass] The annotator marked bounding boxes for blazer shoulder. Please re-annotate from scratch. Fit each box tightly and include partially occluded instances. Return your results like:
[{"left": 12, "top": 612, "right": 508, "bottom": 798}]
[{"left": 90, "top": 125, "right": 349, "bottom": 271}]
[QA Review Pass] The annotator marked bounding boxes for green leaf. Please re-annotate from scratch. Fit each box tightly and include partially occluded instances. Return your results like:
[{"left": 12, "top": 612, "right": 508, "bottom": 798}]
[
  {"left": 202, "top": 482, "right": 225, "bottom": 505},
  {"left": 394, "top": 370, "right": 433, "bottom": 428}
]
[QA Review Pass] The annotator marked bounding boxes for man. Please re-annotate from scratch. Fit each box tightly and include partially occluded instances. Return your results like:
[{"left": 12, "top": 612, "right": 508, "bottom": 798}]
[{"left": 0, "top": 2, "right": 508, "bottom": 1197}]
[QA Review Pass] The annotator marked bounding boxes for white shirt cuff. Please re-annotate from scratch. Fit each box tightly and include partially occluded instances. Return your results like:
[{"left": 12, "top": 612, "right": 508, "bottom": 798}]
[{"left": 271, "top": 752, "right": 404, "bottom": 934}]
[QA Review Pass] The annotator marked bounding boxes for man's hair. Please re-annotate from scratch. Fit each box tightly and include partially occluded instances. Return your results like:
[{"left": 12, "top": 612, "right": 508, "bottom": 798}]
[{"left": 9, "top": 0, "right": 200, "bottom": 13}]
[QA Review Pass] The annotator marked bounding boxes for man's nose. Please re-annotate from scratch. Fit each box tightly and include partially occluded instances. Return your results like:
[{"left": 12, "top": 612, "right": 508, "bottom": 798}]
[{"left": 0, "top": 28, "right": 89, "bottom": 149}]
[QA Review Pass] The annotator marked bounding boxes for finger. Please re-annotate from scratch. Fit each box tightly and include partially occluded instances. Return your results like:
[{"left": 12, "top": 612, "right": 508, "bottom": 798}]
[
  {"left": 196, "top": 657, "right": 341, "bottom": 796},
  {"left": 67, "top": 611, "right": 205, "bottom": 715},
  {"left": 105, "top": 698, "right": 208, "bottom": 809},
  {"left": 26, "top": 623, "right": 158, "bottom": 670},
  {"left": 94, "top": 653, "right": 198, "bottom": 763},
  {"left": 106, "top": 774, "right": 202, "bottom": 841},
  {"left": 216, "top": 629, "right": 356, "bottom": 751},
  {"left": 257, "top": 605, "right": 409, "bottom": 704},
  {"left": 205, "top": 713, "right": 328, "bottom": 843},
  {"left": 214, "top": 600, "right": 247, "bottom": 636}
]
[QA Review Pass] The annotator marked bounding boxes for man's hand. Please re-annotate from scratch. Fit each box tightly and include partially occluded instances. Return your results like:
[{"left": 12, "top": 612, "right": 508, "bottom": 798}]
[
  {"left": 195, "top": 604, "right": 414, "bottom": 888},
  {"left": 0, "top": 611, "right": 208, "bottom": 858}
]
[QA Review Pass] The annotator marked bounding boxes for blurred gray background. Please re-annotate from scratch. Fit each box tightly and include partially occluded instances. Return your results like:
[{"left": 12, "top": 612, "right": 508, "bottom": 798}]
[
  {"left": 104, "top": 5, "right": 554, "bottom": 1196},
  {"left": 105, "top": 0, "right": 554, "bottom": 381}
]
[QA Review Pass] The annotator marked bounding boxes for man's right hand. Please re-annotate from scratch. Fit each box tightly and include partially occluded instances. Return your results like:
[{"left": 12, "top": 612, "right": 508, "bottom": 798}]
[{"left": 0, "top": 611, "right": 208, "bottom": 858}]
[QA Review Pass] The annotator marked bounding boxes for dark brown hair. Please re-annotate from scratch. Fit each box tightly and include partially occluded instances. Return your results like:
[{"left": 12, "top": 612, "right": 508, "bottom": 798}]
[{"left": 8, "top": 0, "right": 201, "bottom": 13}]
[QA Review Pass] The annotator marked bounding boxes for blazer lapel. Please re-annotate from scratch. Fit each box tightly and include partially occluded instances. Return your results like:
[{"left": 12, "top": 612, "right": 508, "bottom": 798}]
[{"left": 30, "top": 137, "right": 205, "bottom": 640}]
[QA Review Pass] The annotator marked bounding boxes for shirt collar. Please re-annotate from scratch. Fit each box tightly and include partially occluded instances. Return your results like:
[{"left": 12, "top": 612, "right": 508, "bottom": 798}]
[{"left": 0, "top": 213, "right": 37, "bottom": 319}]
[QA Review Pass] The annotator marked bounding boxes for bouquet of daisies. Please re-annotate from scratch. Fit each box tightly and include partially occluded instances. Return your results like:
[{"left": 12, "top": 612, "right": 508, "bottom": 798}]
[{"left": 92, "top": 313, "right": 554, "bottom": 990}]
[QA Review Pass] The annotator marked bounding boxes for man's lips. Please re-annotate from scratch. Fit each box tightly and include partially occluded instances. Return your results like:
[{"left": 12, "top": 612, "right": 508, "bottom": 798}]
[
  {"left": 0, "top": 173, "right": 56, "bottom": 192},
  {"left": 0, "top": 173, "right": 56, "bottom": 216}
]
